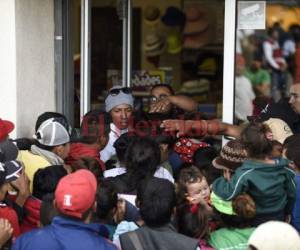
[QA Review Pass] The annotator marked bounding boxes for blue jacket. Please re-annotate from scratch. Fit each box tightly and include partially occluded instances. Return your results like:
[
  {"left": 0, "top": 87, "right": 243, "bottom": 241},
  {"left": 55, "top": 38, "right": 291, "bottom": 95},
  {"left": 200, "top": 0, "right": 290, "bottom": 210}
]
[
  {"left": 292, "top": 174, "right": 300, "bottom": 233},
  {"left": 13, "top": 216, "right": 117, "bottom": 250}
]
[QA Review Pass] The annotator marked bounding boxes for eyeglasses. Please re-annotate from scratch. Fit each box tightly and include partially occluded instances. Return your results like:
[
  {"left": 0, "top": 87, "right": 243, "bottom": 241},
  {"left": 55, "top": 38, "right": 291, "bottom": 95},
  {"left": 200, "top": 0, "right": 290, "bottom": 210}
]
[
  {"left": 109, "top": 87, "right": 132, "bottom": 96},
  {"left": 150, "top": 94, "right": 169, "bottom": 103}
]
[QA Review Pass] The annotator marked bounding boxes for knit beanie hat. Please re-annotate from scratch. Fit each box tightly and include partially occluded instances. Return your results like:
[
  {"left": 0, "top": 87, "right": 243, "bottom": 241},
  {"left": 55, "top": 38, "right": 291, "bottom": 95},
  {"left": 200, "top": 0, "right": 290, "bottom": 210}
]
[
  {"left": 212, "top": 139, "right": 247, "bottom": 171},
  {"left": 105, "top": 86, "right": 134, "bottom": 112}
]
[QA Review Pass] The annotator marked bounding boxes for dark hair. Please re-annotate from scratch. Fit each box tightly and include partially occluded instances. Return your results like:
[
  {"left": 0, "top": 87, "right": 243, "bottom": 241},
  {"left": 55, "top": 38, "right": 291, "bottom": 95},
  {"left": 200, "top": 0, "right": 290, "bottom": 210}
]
[
  {"left": 241, "top": 123, "right": 272, "bottom": 159},
  {"left": 95, "top": 179, "right": 118, "bottom": 221},
  {"left": 137, "top": 177, "right": 175, "bottom": 227},
  {"left": 13, "top": 138, "right": 36, "bottom": 151},
  {"left": 40, "top": 196, "right": 57, "bottom": 227},
  {"left": 217, "top": 193, "right": 256, "bottom": 228},
  {"left": 80, "top": 110, "right": 111, "bottom": 144},
  {"left": 177, "top": 166, "right": 206, "bottom": 205},
  {"left": 35, "top": 112, "right": 71, "bottom": 135},
  {"left": 193, "top": 147, "right": 222, "bottom": 185},
  {"left": 151, "top": 129, "right": 175, "bottom": 148},
  {"left": 124, "top": 137, "right": 161, "bottom": 190},
  {"left": 176, "top": 203, "right": 210, "bottom": 239},
  {"left": 32, "top": 165, "right": 67, "bottom": 200},
  {"left": 150, "top": 84, "right": 175, "bottom": 95},
  {"left": 285, "top": 137, "right": 300, "bottom": 168},
  {"left": 71, "top": 157, "right": 103, "bottom": 181},
  {"left": 270, "top": 140, "right": 283, "bottom": 158},
  {"left": 113, "top": 133, "right": 137, "bottom": 163},
  {"left": 283, "top": 134, "right": 300, "bottom": 149}
]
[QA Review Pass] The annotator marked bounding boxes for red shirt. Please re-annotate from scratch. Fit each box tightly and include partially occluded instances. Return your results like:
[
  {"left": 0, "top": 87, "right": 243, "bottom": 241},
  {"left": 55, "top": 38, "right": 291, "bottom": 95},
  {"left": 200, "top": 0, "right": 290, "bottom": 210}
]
[
  {"left": 21, "top": 197, "right": 41, "bottom": 233},
  {"left": 0, "top": 204, "right": 20, "bottom": 239}
]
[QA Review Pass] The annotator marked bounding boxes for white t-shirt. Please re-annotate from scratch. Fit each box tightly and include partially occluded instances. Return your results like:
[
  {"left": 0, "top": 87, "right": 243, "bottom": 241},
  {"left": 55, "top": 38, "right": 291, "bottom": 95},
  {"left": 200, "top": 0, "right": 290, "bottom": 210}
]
[
  {"left": 235, "top": 75, "right": 255, "bottom": 121},
  {"left": 100, "top": 123, "right": 128, "bottom": 162}
]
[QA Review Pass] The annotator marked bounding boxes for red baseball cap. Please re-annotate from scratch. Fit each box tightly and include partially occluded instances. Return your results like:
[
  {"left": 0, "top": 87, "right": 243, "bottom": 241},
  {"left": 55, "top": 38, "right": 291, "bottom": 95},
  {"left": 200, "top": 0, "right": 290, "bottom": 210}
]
[
  {"left": 55, "top": 169, "right": 97, "bottom": 219},
  {"left": 0, "top": 119, "right": 14, "bottom": 142}
]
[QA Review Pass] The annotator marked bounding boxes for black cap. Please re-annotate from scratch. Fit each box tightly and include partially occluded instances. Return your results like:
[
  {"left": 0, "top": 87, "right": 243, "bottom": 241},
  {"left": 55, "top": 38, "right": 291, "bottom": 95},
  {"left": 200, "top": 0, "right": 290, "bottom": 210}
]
[{"left": 0, "top": 140, "right": 19, "bottom": 163}]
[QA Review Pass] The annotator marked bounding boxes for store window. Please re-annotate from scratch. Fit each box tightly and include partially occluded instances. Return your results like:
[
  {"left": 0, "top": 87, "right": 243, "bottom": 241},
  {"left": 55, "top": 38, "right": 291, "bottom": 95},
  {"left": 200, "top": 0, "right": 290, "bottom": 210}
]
[
  {"left": 234, "top": 0, "right": 300, "bottom": 125},
  {"left": 128, "top": 0, "right": 225, "bottom": 119},
  {"left": 69, "top": 0, "right": 226, "bottom": 127}
]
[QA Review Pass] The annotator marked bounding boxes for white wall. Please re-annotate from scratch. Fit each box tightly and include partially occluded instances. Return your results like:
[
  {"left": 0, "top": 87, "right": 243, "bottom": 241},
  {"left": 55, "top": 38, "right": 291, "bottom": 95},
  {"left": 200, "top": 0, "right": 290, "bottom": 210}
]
[
  {"left": 0, "top": 1, "right": 17, "bottom": 138},
  {"left": 0, "top": 0, "right": 56, "bottom": 139},
  {"left": 15, "top": 0, "right": 56, "bottom": 137}
]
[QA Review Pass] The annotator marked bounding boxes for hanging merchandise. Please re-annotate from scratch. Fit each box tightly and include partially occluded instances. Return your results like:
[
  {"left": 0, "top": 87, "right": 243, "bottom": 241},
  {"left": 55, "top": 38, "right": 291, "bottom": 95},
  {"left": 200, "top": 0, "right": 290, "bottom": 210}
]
[
  {"left": 167, "top": 30, "right": 182, "bottom": 54},
  {"left": 183, "top": 7, "right": 209, "bottom": 35},
  {"left": 144, "top": 32, "right": 166, "bottom": 67},
  {"left": 144, "top": 6, "right": 161, "bottom": 25},
  {"left": 183, "top": 6, "right": 213, "bottom": 49},
  {"left": 161, "top": 6, "right": 186, "bottom": 28},
  {"left": 179, "top": 79, "right": 210, "bottom": 96},
  {"left": 144, "top": 32, "right": 166, "bottom": 57}
]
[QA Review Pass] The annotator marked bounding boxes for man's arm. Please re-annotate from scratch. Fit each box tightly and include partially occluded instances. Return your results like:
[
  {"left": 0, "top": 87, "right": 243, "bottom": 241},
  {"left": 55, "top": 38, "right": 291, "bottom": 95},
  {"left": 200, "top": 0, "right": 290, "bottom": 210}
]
[
  {"left": 149, "top": 95, "right": 198, "bottom": 113},
  {"left": 161, "top": 119, "right": 242, "bottom": 138},
  {"left": 167, "top": 95, "right": 198, "bottom": 112}
]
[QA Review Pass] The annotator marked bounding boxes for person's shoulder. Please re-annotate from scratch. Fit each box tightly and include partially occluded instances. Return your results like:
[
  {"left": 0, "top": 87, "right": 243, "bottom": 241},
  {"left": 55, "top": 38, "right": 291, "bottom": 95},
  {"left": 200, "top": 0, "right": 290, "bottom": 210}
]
[
  {"left": 14, "top": 226, "right": 53, "bottom": 248},
  {"left": 0, "top": 205, "right": 18, "bottom": 219},
  {"left": 18, "top": 150, "right": 48, "bottom": 163},
  {"left": 260, "top": 99, "right": 295, "bottom": 121}
]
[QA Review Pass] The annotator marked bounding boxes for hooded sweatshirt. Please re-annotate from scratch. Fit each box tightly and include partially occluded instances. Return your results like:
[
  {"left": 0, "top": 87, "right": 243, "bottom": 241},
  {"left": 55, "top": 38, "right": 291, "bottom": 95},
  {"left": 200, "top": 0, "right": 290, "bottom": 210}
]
[{"left": 212, "top": 158, "right": 296, "bottom": 215}]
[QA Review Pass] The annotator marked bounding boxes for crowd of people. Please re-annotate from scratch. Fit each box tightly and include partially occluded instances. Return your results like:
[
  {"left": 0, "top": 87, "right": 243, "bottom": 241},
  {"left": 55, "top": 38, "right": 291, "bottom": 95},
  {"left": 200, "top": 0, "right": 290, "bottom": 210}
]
[
  {"left": 235, "top": 23, "right": 300, "bottom": 124},
  {"left": 0, "top": 81, "right": 300, "bottom": 250}
]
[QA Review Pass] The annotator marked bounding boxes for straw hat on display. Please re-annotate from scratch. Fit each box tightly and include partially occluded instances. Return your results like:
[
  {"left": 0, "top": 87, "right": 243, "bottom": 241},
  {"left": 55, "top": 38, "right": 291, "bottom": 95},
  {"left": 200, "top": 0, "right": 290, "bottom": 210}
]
[
  {"left": 144, "top": 6, "right": 160, "bottom": 25},
  {"left": 183, "top": 6, "right": 213, "bottom": 49},
  {"left": 144, "top": 32, "right": 166, "bottom": 57},
  {"left": 183, "top": 7, "right": 209, "bottom": 35}
]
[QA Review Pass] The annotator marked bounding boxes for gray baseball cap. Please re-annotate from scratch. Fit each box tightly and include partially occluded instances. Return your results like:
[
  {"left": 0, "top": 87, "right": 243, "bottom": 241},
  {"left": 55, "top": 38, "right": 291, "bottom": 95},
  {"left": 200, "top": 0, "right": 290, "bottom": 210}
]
[{"left": 35, "top": 118, "right": 70, "bottom": 146}]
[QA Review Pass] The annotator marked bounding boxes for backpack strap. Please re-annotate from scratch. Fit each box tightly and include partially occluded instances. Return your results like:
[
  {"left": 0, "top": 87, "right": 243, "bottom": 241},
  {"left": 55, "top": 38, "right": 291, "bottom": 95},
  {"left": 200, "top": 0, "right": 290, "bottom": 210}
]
[{"left": 126, "top": 231, "right": 143, "bottom": 250}]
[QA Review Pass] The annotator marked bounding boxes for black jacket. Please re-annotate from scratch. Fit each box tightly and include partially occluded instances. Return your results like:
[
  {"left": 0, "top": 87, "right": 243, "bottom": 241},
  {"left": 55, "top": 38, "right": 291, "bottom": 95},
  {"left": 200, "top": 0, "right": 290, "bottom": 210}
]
[{"left": 120, "top": 223, "right": 198, "bottom": 250}]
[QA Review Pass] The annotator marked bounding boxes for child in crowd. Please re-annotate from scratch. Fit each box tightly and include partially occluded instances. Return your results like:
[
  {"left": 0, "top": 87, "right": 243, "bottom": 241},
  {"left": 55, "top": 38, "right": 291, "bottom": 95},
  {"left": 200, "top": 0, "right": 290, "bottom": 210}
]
[
  {"left": 177, "top": 166, "right": 211, "bottom": 207},
  {"left": 119, "top": 177, "right": 199, "bottom": 250},
  {"left": 213, "top": 123, "right": 296, "bottom": 225},
  {"left": 93, "top": 179, "right": 118, "bottom": 240},
  {"left": 104, "top": 133, "right": 136, "bottom": 177},
  {"left": 71, "top": 157, "right": 103, "bottom": 183},
  {"left": 21, "top": 165, "right": 67, "bottom": 233},
  {"left": 208, "top": 193, "right": 256, "bottom": 249},
  {"left": 193, "top": 146, "right": 222, "bottom": 185},
  {"left": 176, "top": 202, "right": 213, "bottom": 250}
]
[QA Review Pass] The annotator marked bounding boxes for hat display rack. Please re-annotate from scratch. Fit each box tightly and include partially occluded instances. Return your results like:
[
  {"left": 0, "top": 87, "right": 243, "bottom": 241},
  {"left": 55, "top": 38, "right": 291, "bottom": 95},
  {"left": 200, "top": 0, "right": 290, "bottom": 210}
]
[{"left": 143, "top": 5, "right": 188, "bottom": 68}]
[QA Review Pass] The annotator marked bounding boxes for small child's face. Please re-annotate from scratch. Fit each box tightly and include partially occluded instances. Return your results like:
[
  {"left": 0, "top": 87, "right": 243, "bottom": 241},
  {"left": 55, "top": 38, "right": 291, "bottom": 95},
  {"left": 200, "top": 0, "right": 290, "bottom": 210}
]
[{"left": 186, "top": 178, "right": 210, "bottom": 204}]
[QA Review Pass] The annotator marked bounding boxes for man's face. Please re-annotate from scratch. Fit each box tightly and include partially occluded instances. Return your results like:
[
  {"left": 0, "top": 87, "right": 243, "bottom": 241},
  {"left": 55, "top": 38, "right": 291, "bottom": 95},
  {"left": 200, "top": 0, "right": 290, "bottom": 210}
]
[
  {"left": 289, "top": 84, "right": 300, "bottom": 114},
  {"left": 110, "top": 104, "right": 133, "bottom": 129},
  {"left": 150, "top": 86, "right": 173, "bottom": 113}
]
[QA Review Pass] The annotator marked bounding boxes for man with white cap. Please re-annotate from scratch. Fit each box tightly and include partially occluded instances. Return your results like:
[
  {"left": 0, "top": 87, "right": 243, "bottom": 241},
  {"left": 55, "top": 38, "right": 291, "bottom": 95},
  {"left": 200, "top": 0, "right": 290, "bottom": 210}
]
[
  {"left": 100, "top": 86, "right": 134, "bottom": 162},
  {"left": 18, "top": 118, "right": 70, "bottom": 189},
  {"left": 248, "top": 221, "right": 300, "bottom": 250}
]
